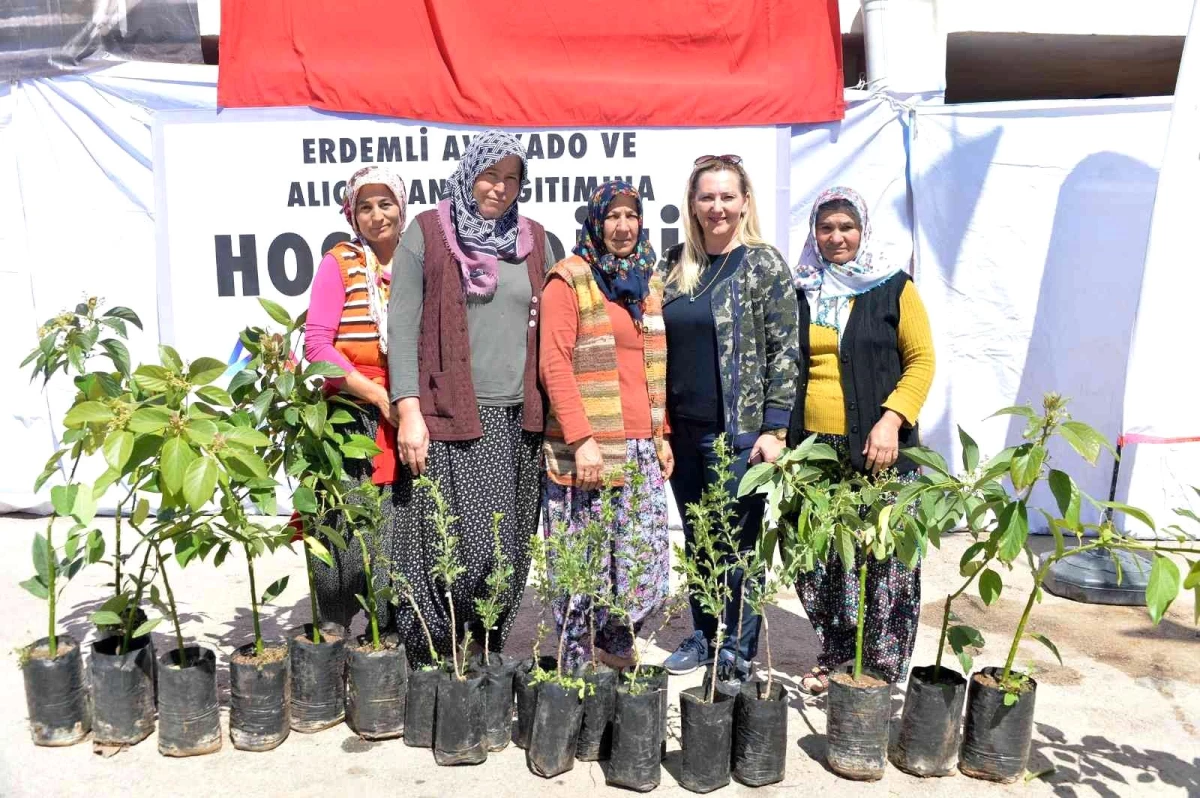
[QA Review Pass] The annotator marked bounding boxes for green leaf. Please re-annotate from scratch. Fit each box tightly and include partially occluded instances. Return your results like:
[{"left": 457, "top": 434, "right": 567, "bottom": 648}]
[
  {"left": 258, "top": 297, "right": 293, "bottom": 327},
  {"left": 292, "top": 485, "right": 319, "bottom": 514},
  {"left": 1047, "top": 469, "right": 1081, "bottom": 531},
  {"left": 947, "top": 624, "right": 985, "bottom": 673},
  {"left": 1003, "top": 691, "right": 1019, "bottom": 707},
  {"left": 1093, "top": 500, "right": 1155, "bottom": 532},
  {"left": 276, "top": 371, "right": 295, "bottom": 398},
  {"left": 835, "top": 527, "right": 856, "bottom": 572},
  {"left": 133, "top": 364, "right": 173, "bottom": 393},
  {"left": 979, "top": 568, "right": 1003, "bottom": 605},
  {"left": 304, "top": 535, "right": 334, "bottom": 567},
  {"left": 159, "top": 345, "right": 184, "bottom": 374},
  {"left": 132, "top": 497, "right": 150, "bottom": 526},
  {"left": 32, "top": 533, "right": 51, "bottom": 580},
  {"left": 71, "top": 483, "right": 97, "bottom": 525},
  {"left": 132, "top": 618, "right": 162, "bottom": 638},
  {"left": 251, "top": 387, "right": 276, "bottom": 423},
  {"left": 20, "top": 577, "right": 49, "bottom": 600},
  {"left": 102, "top": 430, "right": 134, "bottom": 472},
  {"left": 303, "top": 360, "right": 346, "bottom": 380},
  {"left": 63, "top": 400, "right": 114, "bottom": 427},
  {"left": 187, "top": 357, "right": 227, "bottom": 386},
  {"left": 989, "top": 405, "right": 1036, "bottom": 420},
  {"left": 900, "top": 446, "right": 951, "bottom": 476},
  {"left": 738, "top": 462, "right": 776, "bottom": 498},
  {"left": 1027, "top": 632, "right": 1063, "bottom": 666},
  {"left": 1146, "top": 554, "right": 1181, "bottom": 624},
  {"left": 98, "top": 338, "right": 132, "bottom": 376},
  {"left": 303, "top": 402, "right": 328, "bottom": 437},
  {"left": 1183, "top": 560, "right": 1200, "bottom": 590},
  {"left": 184, "top": 419, "right": 218, "bottom": 447},
  {"left": 50, "top": 484, "right": 77, "bottom": 517},
  {"left": 980, "top": 447, "right": 1017, "bottom": 481},
  {"left": 1010, "top": 445, "right": 1047, "bottom": 492},
  {"left": 227, "top": 368, "right": 258, "bottom": 397},
  {"left": 223, "top": 450, "right": 269, "bottom": 479},
  {"left": 997, "top": 501, "right": 1029, "bottom": 563},
  {"left": 327, "top": 408, "right": 355, "bottom": 425},
  {"left": 86, "top": 529, "right": 105, "bottom": 563},
  {"left": 160, "top": 437, "right": 197, "bottom": 494},
  {"left": 195, "top": 386, "right": 233, "bottom": 407},
  {"left": 223, "top": 426, "right": 270, "bottom": 449},
  {"left": 958, "top": 426, "right": 980, "bottom": 473},
  {"left": 103, "top": 306, "right": 143, "bottom": 329},
  {"left": 340, "top": 434, "right": 382, "bottom": 460},
  {"left": 1058, "top": 421, "right": 1114, "bottom": 466},
  {"left": 261, "top": 576, "right": 289, "bottom": 605},
  {"left": 128, "top": 406, "right": 172, "bottom": 434},
  {"left": 91, "top": 610, "right": 123, "bottom": 626},
  {"left": 182, "top": 456, "right": 219, "bottom": 511}
]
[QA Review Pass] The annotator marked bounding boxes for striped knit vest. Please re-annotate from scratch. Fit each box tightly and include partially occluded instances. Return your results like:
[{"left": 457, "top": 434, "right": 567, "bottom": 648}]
[
  {"left": 543, "top": 256, "right": 667, "bottom": 487},
  {"left": 330, "top": 242, "right": 386, "bottom": 371}
]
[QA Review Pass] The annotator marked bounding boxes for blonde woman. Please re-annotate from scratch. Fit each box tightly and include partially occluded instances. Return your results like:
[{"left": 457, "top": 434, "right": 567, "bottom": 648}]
[{"left": 659, "top": 155, "right": 799, "bottom": 683}]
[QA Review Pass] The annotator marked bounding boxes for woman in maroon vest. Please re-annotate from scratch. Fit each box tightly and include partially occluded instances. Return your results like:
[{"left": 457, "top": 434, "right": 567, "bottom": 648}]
[{"left": 386, "top": 131, "right": 554, "bottom": 665}]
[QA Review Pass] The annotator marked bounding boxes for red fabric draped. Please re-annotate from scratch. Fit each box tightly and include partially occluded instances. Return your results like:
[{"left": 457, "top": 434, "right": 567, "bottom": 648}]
[{"left": 217, "top": 0, "right": 844, "bottom": 126}]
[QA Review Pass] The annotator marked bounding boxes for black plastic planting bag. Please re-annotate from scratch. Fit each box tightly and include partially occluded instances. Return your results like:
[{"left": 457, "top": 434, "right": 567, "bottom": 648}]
[
  {"left": 732, "top": 680, "right": 787, "bottom": 786},
  {"left": 826, "top": 667, "right": 891, "bottom": 780},
  {"left": 607, "top": 684, "right": 663, "bottom": 792},
  {"left": 347, "top": 639, "right": 407, "bottom": 740},
  {"left": 229, "top": 643, "right": 290, "bottom": 751},
  {"left": 625, "top": 665, "right": 669, "bottom": 759},
  {"left": 289, "top": 624, "right": 347, "bottom": 733},
  {"left": 476, "top": 653, "right": 520, "bottom": 751},
  {"left": 157, "top": 646, "right": 221, "bottom": 756},
  {"left": 23, "top": 635, "right": 91, "bottom": 746},
  {"left": 679, "top": 685, "right": 734, "bottom": 793},
  {"left": 91, "top": 635, "right": 156, "bottom": 746},
  {"left": 959, "top": 667, "right": 1038, "bottom": 783},
  {"left": 891, "top": 665, "right": 967, "bottom": 777},
  {"left": 404, "top": 667, "right": 442, "bottom": 748},
  {"left": 527, "top": 680, "right": 584, "bottom": 778},
  {"left": 434, "top": 672, "right": 487, "bottom": 765},
  {"left": 576, "top": 664, "right": 616, "bottom": 761},
  {"left": 515, "top": 656, "right": 557, "bottom": 749}
]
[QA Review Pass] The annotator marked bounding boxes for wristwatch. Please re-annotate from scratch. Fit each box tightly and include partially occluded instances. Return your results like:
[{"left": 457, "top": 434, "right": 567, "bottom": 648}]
[{"left": 766, "top": 428, "right": 788, "bottom": 441}]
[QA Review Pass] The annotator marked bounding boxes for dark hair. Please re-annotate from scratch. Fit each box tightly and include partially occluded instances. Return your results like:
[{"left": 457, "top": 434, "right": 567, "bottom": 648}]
[{"left": 815, "top": 198, "right": 861, "bottom": 228}]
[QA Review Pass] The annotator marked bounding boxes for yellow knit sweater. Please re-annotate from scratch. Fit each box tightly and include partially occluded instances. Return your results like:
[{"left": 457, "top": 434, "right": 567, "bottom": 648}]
[{"left": 805, "top": 281, "right": 935, "bottom": 435}]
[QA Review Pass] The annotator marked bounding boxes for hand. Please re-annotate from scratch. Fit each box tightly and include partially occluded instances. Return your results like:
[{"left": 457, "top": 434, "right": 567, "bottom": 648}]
[
  {"left": 376, "top": 388, "right": 400, "bottom": 429},
  {"left": 749, "top": 433, "right": 785, "bottom": 465},
  {"left": 395, "top": 399, "right": 429, "bottom": 475},
  {"left": 573, "top": 437, "right": 604, "bottom": 490},
  {"left": 863, "top": 410, "right": 904, "bottom": 473},
  {"left": 658, "top": 438, "right": 675, "bottom": 480}
]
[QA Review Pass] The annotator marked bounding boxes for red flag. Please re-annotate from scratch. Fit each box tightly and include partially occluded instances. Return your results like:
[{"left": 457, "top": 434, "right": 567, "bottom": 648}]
[{"left": 218, "top": 0, "right": 844, "bottom": 126}]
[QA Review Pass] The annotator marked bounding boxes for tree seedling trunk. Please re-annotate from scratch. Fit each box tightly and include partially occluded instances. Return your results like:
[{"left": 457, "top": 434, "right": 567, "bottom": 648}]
[
  {"left": 155, "top": 541, "right": 188, "bottom": 668},
  {"left": 245, "top": 544, "right": 265, "bottom": 658},
  {"left": 853, "top": 560, "right": 868, "bottom": 681}
]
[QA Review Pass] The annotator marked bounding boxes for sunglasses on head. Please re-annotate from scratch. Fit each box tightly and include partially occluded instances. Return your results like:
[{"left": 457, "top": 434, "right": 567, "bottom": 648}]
[{"left": 693, "top": 154, "right": 743, "bottom": 167}]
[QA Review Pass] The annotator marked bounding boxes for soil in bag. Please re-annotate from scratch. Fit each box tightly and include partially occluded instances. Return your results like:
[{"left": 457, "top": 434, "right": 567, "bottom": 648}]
[
  {"left": 289, "top": 624, "right": 347, "bottom": 733},
  {"left": 625, "top": 665, "right": 669, "bottom": 760},
  {"left": 347, "top": 637, "right": 407, "bottom": 741},
  {"left": 91, "top": 635, "right": 156, "bottom": 746},
  {"left": 678, "top": 685, "right": 734, "bottom": 794},
  {"left": 157, "top": 646, "right": 222, "bottom": 757},
  {"left": 527, "top": 680, "right": 585, "bottom": 778},
  {"left": 434, "top": 672, "right": 488, "bottom": 765},
  {"left": 475, "top": 652, "right": 520, "bottom": 751},
  {"left": 23, "top": 635, "right": 91, "bottom": 746},
  {"left": 826, "top": 667, "right": 891, "bottom": 781},
  {"left": 732, "top": 680, "right": 788, "bottom": 787},
  {"left": 958, "top": 667, "right": 1038, "bottom": 784},
  {"left": 515, "top": 656, "right": 557, "bottom": 750},
  {"left": 404, "top": 666, "right": 442, "bottom": 748},
  {"left": 606, "top": 683, "right": 663, "bottom": 792},
  {"left": 576, "top": 663, "right": 616, "bottom": 761},
  {"left": 229, "top": 642, "right": 290, "bottom": 752},
  {"left": 891, "top": 665, "right": 966, "bottom": 777}
]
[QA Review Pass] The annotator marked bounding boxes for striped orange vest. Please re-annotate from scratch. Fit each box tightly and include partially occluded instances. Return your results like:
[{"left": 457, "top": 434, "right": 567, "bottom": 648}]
[
  {"left": 542, "top": 256, "right": 667, "bottom": 487},
  {"left": 330, "top": 242, "right": 386, "bottom": 371}
]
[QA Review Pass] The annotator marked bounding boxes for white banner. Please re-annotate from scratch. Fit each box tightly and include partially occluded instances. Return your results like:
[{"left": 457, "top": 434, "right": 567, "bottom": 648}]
[{"left": 153, "top": 109, "right": 788, "bottom": 364}]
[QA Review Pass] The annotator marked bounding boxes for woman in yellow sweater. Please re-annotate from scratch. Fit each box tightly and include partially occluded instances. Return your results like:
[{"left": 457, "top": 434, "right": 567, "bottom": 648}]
[{"left": 789, "top": 186, "right": 935, "bottom": 694}]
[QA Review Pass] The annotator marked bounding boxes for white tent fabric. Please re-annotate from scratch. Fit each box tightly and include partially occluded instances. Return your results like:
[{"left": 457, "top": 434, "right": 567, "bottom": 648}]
[{"left": 909, "top": 97, "right": 1176, "bottom": 530}]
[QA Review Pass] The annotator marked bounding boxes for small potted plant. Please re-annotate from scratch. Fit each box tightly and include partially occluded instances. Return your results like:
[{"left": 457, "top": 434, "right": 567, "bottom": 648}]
[
  {"left": 345, "top": 482, "right": 408, "bottom": 741},
  {"left": 474, "top": 512, "right": 521, "bottom": 752},
  {"left": 515, "top": 528, "right": 558, "bottom": 750},
  {"left": 672, "top": 434, "right": 741, "bottom": 794},
  {"left": 394, "top": 572, "right": 443, "bottom": 749},
  {"left": 416, "top": 474, "right": 489, "bottom": 766}
]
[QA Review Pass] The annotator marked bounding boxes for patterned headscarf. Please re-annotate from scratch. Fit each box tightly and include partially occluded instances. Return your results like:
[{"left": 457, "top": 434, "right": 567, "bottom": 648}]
[
  {"left": 340, "top": 165, "right": 407, "bottom": 354},
  {"left": 573, "top": 180, "right": 657, "bottom": 323},
  {"left": 792, "top": 186, "right": 902, "bottom": 340},
  {"left": 441, "top": 130, "right": 529, "bottom": 301}
]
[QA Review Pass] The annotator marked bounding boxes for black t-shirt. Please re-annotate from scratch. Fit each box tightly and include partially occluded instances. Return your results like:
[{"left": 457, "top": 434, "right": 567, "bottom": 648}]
[{"left": 663, "top": 246, "right": 746, "bottom": 424}]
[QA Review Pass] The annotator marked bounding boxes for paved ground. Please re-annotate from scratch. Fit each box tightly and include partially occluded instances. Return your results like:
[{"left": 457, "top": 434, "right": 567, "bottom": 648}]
[{"left": 0, "top": 516, "right": 1196, "bottom": 797}]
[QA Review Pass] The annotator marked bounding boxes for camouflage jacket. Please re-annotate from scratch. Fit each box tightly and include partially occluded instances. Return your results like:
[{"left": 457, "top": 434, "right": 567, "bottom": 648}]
[{"left": 661, "top": 243, "right": 799, "bottom": 449}]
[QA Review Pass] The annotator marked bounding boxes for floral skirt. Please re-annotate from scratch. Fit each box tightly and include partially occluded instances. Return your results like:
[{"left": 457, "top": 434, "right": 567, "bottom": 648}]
[
  {"left": 541, "top": 438, "right": 670, "bottom": 671},
  {"left": 795, "top": 432, "right": 921, "bottom": 683}
]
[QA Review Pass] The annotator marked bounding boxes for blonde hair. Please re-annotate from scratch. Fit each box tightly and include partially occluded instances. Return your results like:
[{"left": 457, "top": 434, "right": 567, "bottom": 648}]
[{"left": 668, "top": 161, "right": 769, "bottom": 293}]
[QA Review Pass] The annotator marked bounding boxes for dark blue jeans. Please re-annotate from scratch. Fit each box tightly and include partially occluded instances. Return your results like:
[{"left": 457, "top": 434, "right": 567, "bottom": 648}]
[{"left": 669, "top": 417, "right": 765, "bottom": 664}]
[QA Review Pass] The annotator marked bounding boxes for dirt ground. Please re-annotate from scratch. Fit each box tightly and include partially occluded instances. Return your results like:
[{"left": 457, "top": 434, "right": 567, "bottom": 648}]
[{"left": 0, "top": 516, "right": 1196, "bottom": 797}]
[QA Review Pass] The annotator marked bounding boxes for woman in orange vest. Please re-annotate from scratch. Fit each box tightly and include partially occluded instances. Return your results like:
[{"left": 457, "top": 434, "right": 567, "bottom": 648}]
[{"left": 302, "top": 164, "right": 406, "bottom": 630}]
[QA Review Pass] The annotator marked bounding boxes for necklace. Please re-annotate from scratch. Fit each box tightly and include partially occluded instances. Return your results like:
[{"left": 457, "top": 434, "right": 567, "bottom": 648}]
[{"left": 689, "top": 250, "right": 733, "bottom": 303}]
